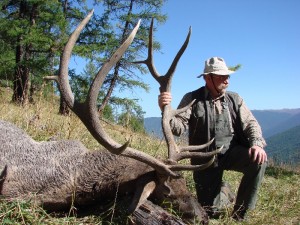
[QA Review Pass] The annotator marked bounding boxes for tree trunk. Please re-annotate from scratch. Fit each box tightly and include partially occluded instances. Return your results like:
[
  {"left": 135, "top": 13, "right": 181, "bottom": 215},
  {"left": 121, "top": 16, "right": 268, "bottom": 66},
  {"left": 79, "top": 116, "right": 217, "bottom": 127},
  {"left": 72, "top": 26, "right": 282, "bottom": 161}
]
[
  {"left": 13, "top": 39, "right": 30, "bottom": 105},
  {"left": 98, "top": 0, "right": 133, "bottom": 116},
  {"left": 59, "top": 97, "right": 70, "bottom": 116},
  {"left": 12, "top": 1, "right": 37, "bottom": 105},
  {"left": 98, "top": 66, "right": 119, "bottom": 116},
  {"left": 12, "top": 62, "right": 30, "bottom": 105}
]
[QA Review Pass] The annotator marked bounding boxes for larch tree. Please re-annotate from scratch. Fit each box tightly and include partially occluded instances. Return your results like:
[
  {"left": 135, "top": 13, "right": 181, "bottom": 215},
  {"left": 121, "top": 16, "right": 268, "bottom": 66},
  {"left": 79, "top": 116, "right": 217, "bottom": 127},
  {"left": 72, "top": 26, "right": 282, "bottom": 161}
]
[
  {"left": 93, "top": 0, "right": 167, "bottom": 122},
  {"left": 0, "top": 0, "right": 66, "bottom": 105}
]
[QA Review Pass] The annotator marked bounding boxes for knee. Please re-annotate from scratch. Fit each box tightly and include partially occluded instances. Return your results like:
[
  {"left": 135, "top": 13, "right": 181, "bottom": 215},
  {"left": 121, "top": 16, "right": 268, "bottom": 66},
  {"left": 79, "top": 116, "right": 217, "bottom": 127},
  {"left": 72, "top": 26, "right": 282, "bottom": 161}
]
[
  {"left": 243, "top": 161, "right": 267, "bottom": 177},
  {"left": 258, "top": 161, "right": 267, "bottom": 175},
  {"left": 256, "top": 161, "right": 267, "bottom": 172}
]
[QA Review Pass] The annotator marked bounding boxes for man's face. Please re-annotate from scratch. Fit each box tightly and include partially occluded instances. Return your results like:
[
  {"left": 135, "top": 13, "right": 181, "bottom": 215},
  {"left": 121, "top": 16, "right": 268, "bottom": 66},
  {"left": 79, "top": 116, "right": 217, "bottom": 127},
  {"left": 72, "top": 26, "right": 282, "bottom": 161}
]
[{"left": 205, "top": 74, "right": 230, "bottom": 95}]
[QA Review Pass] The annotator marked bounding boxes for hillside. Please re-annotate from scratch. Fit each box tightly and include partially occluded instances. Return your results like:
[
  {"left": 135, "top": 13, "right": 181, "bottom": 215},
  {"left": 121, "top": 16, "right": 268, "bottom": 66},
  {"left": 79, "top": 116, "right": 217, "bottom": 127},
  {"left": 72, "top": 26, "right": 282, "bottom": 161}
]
[{"left": 265, "top": 125, "right": 300, "bottom": 165}]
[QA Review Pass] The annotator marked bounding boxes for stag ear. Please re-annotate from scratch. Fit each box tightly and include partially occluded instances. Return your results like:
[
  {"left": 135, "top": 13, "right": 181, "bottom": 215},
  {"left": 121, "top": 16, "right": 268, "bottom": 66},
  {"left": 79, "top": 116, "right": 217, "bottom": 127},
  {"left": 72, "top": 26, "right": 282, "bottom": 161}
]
[{"left": 127, "top": 179, "right": 156, "bottom": 214}]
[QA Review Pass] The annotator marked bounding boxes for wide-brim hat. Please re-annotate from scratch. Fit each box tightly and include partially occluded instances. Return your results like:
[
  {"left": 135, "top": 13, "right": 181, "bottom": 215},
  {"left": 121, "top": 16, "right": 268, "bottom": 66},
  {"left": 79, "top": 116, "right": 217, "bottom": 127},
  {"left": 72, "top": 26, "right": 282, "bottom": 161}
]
[{"left": 197, "top": 57, "right": 235, "bottom": 78}]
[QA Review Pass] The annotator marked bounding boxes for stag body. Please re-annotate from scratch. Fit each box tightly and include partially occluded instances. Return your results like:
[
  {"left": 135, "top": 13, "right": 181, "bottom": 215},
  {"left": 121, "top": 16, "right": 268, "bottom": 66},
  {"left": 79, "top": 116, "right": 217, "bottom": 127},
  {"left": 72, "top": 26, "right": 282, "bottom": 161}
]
[
  {"left": 0, "top": 119, "right": 153, "bottom": 208},
  {"left": 0, "top": 120, "right": 206, "bottom": 221}
]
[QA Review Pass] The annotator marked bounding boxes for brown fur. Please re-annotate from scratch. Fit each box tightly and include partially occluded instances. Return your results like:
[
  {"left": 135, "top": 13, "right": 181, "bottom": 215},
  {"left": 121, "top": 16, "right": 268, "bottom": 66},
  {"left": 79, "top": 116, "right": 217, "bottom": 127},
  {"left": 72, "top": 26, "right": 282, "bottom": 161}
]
[{"left": 0, "top": 120, "right": 208, "bottom": 223}]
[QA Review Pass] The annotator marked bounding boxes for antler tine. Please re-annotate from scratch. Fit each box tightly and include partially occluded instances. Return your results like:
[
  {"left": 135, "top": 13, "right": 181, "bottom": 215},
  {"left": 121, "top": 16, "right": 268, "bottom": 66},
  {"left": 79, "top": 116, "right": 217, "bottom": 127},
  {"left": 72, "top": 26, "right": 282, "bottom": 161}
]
[
  {"left": 79, "top": 20, "right": 142, "bottom": 154},
  {"left": 169, "top": 156, "right": 215, "bottom": 171},
  {"left": 59, "top": 9, "right": 94, "bottom": 108},
  {"left": 171, "top": 97, "right": 218, "bottom": 157},
  {"left": 87, "top": 20, "right": 141, "bottom": 105},
  {"left": 176, "top": 146, "right": 223, "bottom": 162},
  {"left": 180, "top": 139, "right": 215, "bottom": 152},
  {"left": 160, "top": 27, "right": 191, "bottom": 161},
  {"left": 171, "top": 99, "right": 196, "bottom": 117},
  {"left": 162, "top": 26, "right": 191, "bottom": 92},
  {"left": 133, "top": 18, "right": 161, "bottom": 82},
  {"left": 133, "top": 18, "right": 192, "bottom": 93}
]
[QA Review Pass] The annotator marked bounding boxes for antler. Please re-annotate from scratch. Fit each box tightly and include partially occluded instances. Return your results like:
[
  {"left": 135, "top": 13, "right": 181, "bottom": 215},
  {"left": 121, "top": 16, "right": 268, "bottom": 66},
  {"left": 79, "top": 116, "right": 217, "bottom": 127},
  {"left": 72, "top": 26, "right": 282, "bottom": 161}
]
[
  {"left": 54, "top": 10, "right": 187, "bottom": 177},
  {"left": 133, "top": 19, "right": 222, "bottom": 170}
]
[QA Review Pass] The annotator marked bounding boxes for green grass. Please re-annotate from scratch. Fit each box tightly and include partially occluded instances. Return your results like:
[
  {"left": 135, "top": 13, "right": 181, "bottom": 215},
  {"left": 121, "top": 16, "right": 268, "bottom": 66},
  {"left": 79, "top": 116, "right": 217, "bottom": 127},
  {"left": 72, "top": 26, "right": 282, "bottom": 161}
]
[{"left": 0, "top": 88, "right": 299, "bottom": 225}]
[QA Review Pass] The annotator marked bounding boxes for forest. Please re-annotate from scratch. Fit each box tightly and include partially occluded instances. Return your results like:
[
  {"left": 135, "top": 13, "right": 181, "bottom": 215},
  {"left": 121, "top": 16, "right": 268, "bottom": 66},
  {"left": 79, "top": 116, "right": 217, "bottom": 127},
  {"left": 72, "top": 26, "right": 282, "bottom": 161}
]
[{"left": 0, "top": 0, "right": 167, "bottom": 131}]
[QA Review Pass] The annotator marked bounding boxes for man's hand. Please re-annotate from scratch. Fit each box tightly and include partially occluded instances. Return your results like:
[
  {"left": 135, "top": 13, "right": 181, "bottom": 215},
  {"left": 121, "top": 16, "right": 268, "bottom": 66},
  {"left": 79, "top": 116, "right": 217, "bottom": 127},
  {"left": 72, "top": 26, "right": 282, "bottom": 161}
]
[
  {"left": 158, "top": 92, "right": 172, "bottom": 110},
  {"left": 248, "top": 146, "right": 268, "bottom": 164}
]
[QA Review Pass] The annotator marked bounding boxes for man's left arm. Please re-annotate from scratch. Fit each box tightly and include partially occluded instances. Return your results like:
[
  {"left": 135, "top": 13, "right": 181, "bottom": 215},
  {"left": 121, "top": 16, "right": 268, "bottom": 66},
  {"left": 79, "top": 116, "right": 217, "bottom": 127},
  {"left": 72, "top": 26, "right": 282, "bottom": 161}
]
[{"left": 238, "top": 97, "right": 268, "bottom": 164}]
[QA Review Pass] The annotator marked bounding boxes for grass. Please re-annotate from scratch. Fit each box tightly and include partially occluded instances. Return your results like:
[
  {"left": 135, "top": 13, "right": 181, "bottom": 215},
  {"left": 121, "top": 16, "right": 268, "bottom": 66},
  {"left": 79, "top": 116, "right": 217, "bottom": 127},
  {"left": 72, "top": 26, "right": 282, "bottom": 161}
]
[{"left": 0, "top": 87, "right": 299, "bottom": 225}]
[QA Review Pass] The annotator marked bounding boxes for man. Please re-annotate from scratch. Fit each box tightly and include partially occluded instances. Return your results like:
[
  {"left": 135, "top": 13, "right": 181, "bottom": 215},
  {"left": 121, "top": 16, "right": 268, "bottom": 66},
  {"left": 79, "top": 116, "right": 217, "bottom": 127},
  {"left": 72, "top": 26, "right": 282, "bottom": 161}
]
[{"left": 158, "top": 57, "right": 267, "bottom": 221}]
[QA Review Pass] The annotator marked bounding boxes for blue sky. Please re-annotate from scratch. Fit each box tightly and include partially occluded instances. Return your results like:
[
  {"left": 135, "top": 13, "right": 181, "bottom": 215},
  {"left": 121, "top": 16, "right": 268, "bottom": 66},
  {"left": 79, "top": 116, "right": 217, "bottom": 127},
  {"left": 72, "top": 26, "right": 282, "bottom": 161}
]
[
  {"left": 134, "top": 0, "right": 300, "bottom": 117},
  {"left": 73, "top": 0, "right": 300, "bottom": 118}
]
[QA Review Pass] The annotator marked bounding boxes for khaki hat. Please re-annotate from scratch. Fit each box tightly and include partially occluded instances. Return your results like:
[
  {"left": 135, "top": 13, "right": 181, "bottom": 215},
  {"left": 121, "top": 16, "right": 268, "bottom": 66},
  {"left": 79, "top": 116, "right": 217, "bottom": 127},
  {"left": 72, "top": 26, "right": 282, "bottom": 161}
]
[{"left": 197, "top": 57, "right": 235, "bottom": 78}]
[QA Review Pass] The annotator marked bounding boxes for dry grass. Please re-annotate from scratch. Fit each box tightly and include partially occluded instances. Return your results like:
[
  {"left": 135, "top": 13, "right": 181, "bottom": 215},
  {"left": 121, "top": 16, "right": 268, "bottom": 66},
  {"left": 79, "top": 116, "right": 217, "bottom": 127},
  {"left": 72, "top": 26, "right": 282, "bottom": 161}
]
[{"left": 0, "top": 87, "right": 299, "bottom": 224}]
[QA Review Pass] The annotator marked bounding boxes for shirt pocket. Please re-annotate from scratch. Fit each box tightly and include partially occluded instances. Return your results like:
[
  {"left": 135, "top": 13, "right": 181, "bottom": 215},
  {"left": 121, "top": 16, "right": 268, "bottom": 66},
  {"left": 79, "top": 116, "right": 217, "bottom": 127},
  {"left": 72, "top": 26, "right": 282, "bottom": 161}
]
[{"left": 192, "top": 102, "right": 205, "bottom": 118}]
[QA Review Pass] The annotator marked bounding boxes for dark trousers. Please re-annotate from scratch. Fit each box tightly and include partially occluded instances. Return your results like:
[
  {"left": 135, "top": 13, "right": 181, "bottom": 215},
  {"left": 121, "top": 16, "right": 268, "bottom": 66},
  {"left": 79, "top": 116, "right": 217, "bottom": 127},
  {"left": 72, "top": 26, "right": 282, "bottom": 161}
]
[{"left": 193, "top": 145, "right": 267, "bottom": 213}]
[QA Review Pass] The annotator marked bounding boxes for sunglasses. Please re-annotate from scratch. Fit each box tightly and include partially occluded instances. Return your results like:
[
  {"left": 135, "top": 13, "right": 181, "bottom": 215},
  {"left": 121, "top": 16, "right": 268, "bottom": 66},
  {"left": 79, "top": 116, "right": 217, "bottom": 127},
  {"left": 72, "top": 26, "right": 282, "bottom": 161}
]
[{"left": 211, "top": 75, "right": 230, "bottom": 80}]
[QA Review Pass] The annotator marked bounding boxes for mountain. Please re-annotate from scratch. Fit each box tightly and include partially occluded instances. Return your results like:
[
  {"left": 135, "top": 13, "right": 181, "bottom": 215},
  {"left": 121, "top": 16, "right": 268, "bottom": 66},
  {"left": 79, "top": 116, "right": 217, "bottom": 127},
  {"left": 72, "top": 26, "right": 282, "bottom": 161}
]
[
  {"left": 265, "top": 125, "right": 300, "bottom": 165},
  {"left": 251, "top": 109, "right": 300, "bottom": 138},
  {"left": 144, "top": 117, "right": 163, "bottom": 138}
]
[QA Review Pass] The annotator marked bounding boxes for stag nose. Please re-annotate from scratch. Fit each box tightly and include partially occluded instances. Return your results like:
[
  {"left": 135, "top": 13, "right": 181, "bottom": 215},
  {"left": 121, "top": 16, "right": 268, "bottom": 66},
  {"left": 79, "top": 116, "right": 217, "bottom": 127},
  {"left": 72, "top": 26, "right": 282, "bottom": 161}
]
[
  {"left": 178, "top": 196, "right": 209, "bottom": 222},
  {"left": 161, "top": 183, "right": 173, "bottom": 197}
]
